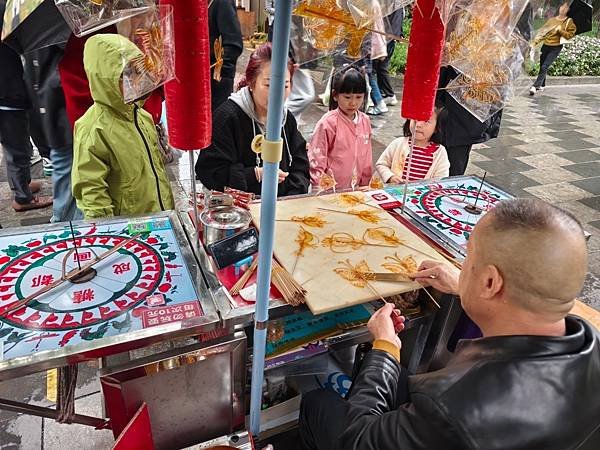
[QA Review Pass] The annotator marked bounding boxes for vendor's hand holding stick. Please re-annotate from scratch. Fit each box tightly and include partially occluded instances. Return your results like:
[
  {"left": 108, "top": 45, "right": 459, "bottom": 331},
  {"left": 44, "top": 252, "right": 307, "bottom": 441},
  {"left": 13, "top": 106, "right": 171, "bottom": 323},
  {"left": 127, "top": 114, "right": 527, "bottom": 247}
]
[
  {"left": 368, "top": 303, "right": 406, "bottom": 349},
  {"left": 410, "top": 260, "right": 461, "bottom": 296}
]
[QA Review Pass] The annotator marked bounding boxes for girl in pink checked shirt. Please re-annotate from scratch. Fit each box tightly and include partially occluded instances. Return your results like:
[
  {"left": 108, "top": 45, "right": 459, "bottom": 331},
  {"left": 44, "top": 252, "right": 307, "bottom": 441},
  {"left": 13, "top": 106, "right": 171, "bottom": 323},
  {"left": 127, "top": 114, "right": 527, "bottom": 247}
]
[
  {"left": 308, "top": 68, "right": 373, "bottom": 190},
  {"left": 376, "top": 104, "right": 450, "bottom": 183}
]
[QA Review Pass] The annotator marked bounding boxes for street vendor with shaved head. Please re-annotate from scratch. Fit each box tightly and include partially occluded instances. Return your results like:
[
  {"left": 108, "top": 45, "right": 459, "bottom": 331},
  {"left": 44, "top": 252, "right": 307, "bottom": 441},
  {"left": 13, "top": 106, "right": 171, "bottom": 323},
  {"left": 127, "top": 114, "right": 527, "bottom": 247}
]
[{"left": 300, "top": 198, "right": 600, "bottom": 450}]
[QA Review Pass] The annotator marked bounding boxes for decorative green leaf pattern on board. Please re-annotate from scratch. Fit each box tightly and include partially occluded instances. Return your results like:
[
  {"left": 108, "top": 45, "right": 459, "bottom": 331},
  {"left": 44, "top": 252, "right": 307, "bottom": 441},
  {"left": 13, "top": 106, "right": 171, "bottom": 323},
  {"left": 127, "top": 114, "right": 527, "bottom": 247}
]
[
  {"left": 2, "top": 245, "right": 31, "bottom": 257},
  {"left": 80, "top": 323, "right": 110, "bottom": 341},
  {"left": 43, "top": 234, "right": 58, "bottom": 244},
  {"left": 162, "top": 251, "right": 177, "bottom": 262}
]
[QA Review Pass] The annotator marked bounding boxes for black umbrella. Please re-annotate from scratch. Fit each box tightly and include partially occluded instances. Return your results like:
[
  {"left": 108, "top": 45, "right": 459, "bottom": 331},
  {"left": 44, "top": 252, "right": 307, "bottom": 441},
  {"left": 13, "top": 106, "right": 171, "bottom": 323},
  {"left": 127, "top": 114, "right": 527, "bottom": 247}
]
[
  {"left": 1, "top": 0, "right": 71, "bottom": 54},
  {"left": 569, "top": 0, "right": 594, "bottom": 35}
]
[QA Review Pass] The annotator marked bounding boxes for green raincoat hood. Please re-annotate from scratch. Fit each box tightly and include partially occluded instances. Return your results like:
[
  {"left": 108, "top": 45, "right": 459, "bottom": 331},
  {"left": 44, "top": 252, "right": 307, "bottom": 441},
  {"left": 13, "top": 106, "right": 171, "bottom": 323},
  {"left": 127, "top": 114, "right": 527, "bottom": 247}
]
[
  {"left": 83, "top": 34, "right": 143, "bottom": 117},
  {"left": 73, "top": 33, "right": 175, "bottom": 220}
]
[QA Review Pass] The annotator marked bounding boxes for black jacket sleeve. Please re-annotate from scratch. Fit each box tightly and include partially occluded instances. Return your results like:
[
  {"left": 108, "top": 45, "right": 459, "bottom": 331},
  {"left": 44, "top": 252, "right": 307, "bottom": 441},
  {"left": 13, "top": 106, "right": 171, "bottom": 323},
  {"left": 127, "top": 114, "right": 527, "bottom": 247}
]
[
  {"left": 196, "top": 107, "right": 253, "bottom": 193},
  {"left": 211, "top": 0, "right": 243, "bottom": 79},
  {"left": 340, "top": 351, "right": 463, "bottom": 450},
  {"left": 280, "top": 113, "right": 310, "bottom": 196}
]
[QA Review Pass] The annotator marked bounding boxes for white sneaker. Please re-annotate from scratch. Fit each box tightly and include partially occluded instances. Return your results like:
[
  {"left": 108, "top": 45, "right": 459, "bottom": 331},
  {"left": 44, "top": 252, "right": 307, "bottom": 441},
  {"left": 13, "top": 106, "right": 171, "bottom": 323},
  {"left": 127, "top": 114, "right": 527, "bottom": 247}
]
[
  {"left": 529, "top": 86, "right": 536, "bottom": 96},
  {"left": 383, "top": 95, "right": 398, "bottom": 106},
  {"left": 367, "top": 106, "right": 382, "bottom": 115},
  {"left": 42, "top": 157, "right": 53, "bottom": 177},
  {"left": 30, "top": 146, "right": 42, "bottom": 165},
  {"left": 538, "top": 87, "right": 545, "bottom": 92},
  {"left": 376, "top": 100, "right": 389, "bottom": 113}
]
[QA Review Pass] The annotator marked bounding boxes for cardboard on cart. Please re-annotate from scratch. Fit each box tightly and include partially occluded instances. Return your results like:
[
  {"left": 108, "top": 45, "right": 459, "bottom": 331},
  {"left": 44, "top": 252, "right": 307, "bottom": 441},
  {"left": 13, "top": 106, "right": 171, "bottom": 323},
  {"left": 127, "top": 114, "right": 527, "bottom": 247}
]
[{"left": 250, "top": 192, "right": 447, "bottom": 314}]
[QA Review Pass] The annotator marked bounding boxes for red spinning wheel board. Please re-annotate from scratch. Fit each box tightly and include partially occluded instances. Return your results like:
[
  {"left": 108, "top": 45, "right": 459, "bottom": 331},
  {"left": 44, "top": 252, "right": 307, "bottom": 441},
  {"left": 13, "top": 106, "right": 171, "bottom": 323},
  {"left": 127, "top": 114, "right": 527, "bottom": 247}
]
[
  {"left": 0, "top": 235, "right": 164, "bottom": 331},
  {"left": 418, "top": 187, "right": 501, "bottom": 232}
]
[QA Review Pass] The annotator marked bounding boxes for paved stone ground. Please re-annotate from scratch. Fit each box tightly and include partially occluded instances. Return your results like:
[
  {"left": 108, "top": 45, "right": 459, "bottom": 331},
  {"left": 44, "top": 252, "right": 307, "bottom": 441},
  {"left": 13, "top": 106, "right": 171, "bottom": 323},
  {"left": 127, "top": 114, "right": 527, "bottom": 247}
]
[{"left": 0, "top": 84, "right": 598, "bottom": 448}]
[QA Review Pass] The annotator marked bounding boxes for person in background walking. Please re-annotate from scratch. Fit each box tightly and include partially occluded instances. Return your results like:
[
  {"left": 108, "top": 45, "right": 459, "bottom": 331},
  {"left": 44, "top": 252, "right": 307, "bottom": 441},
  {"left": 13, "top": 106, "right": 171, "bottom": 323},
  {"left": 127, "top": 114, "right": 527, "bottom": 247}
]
[
  {"left": 366, "top": 14, "right": 389, "bottom": 116},
  {"left": 437, "top": 66, "right": 502, "bottom": 176},
  {"left": 265, "top": 0, "right": 275, "bottom": 41},
  {"left": 374, "top": 5, "right": 404, "bottom": 106},
  {"left": 209, "top": 0, "right": 243, "bottom": 111},
  {"left": 0, "top": 42, "right": 52, "bottom": 212},
  {"left": 24, "top": 46, "right": 82, "bottom": 222},
  {"left": 530, "top": 2, "right": 576, "bottom": 96},
  {"left": 287, "top": 16, "right": 316, "bottom": 122}
]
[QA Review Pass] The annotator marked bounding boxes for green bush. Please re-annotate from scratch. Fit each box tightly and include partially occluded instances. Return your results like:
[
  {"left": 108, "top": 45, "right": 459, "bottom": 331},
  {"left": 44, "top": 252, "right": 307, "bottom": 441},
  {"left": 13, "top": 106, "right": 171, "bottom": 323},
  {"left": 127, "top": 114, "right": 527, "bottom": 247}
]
[
  {"left": 389, "top": 42, "right": 408, "bottom": 75},
  {"left": 528, "top": 35, "right": 600, "bottom": 76},
  {"left": 547, "top": 35, "right": 600, "bottom": 76},
  {"left": 389, "top": 18, "right": 411, "bottom": 75}
]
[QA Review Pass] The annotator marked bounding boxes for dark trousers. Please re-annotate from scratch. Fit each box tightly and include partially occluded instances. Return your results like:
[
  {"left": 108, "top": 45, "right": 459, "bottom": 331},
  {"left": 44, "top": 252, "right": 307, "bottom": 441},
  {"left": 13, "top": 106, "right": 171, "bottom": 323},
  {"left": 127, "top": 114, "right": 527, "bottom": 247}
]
[
  {"left": 300, "top": 389, "right": 349, "bottom": 450},
  {"left": 447, "top": 145, "right": 473, "bottom": 176},
  {"left": 534, "top": 44, "right": 563, "bottom": 88},
  {"left": 27, "top": 110, "right": 51, "bottom": 159},
  {"left": 375, "top": 40, "right": 397, "bottom": 99},
  {"left": 299, "top": 370, "right": 411, "bottom": 450},
  {"left": 0, "top": 109, "right": 34, "bottom": 204},
  {"left": 211, "top": 77, "right": 234, "bottom": 112}
]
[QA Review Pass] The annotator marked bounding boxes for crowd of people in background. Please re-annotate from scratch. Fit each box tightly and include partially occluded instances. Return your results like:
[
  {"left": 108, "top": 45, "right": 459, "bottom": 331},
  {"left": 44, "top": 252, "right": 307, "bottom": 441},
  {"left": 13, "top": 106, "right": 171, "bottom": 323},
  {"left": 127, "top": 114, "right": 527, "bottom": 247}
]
[{"left": 1, "top": 0, "right": 508, "bottom": 226}]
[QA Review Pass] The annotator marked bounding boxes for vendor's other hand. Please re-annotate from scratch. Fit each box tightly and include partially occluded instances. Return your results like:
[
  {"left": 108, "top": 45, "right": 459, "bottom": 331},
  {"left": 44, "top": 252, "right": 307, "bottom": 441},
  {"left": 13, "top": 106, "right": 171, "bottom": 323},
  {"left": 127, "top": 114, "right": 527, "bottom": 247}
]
[
  {"left": 278, "top": 170, "right": 289, "bottom": 183},
  {"left": 389, "top": 175, "right": 403, "bottom": 184},
  {"left": 368, "top": 303, "right": 405, "bottom": 349},
  {"left": 411, "top": 260, "right": 460, "bottom": 295}
]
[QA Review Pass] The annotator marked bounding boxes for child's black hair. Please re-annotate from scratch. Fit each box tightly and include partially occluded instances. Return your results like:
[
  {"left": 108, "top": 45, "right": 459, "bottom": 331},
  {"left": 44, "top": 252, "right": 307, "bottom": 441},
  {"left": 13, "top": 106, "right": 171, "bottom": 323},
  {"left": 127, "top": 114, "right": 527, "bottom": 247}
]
[
  {"left": 328, "top": 67, "right": 368, "bottom": 111},
  {"left": 402, "top": 103, "right": 447, "bottom": 145}
]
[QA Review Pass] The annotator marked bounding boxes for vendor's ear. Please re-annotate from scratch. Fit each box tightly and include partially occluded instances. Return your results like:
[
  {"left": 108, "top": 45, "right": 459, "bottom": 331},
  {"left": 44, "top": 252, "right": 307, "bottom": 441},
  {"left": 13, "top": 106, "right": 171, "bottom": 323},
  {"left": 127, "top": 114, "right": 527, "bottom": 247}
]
[{"left": 481, "top": 264, "right": 504, "bottom": 301}]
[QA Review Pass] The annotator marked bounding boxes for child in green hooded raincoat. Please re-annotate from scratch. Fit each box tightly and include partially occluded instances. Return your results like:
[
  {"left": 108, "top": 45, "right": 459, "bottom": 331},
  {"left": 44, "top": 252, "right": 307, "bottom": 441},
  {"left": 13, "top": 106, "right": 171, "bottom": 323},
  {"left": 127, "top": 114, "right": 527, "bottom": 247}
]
[{"left": 72, "top": 34, "right": 175, "bottom": 219}]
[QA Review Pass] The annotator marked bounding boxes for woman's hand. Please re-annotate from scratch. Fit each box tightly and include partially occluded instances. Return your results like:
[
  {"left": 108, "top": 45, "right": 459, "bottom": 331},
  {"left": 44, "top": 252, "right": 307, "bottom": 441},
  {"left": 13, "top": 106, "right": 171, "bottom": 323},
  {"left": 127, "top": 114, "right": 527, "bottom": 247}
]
[
  {"left": 368, "top": 303, "right": 405, "bottom": 349},
  {"left": 410, "top": 261, "right": 461, "bottom": 295},
  {"left": 389, "top": 175, "right": 403, "bottom": 184},
  {"left": 254, "top": 168, "right": 288, "bottom": 184}
]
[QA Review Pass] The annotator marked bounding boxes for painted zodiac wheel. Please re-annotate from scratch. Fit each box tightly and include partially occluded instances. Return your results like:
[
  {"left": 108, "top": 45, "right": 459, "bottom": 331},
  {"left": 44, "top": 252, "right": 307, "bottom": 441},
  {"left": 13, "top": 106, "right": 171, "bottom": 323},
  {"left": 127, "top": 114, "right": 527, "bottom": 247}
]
[
  {"left": 0, "top": 235, "right": 164, "bottom": 331},
  {"left": 417, "top": 187, "right": 501, "bottom": 233}
]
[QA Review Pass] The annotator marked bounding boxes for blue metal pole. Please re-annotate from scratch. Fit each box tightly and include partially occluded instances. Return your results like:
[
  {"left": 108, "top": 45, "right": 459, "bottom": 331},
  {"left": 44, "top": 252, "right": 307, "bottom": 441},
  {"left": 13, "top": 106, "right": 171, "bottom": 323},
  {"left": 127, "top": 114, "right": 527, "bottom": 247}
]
[{"left": 249, "top": 0, "right": 293, "bottom": 437}]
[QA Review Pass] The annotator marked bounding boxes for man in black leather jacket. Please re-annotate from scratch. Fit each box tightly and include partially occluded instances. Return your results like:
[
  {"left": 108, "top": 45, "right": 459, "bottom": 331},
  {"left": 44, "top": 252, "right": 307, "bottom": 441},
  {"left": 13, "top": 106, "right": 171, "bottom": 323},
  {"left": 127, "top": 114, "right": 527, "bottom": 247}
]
[{"left": 300, "top": 198, "right": 600, "bottom": 450}]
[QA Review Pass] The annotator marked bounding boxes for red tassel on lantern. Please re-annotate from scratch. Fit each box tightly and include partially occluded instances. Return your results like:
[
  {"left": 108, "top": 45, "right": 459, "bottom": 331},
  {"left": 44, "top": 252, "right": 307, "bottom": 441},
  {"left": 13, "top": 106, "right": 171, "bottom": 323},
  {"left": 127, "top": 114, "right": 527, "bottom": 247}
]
[
  {"left": 401, "top": 0, "right": 445, "bottom": 121},
  {"left": 163, "top": 0, "right": 212, "bottom": 150}
]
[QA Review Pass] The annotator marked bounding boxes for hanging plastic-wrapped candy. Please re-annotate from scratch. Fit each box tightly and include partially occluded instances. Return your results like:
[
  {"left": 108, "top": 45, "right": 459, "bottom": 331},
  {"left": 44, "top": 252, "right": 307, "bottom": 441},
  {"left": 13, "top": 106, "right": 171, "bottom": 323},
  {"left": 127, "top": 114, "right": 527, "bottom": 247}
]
[
  {"left": 445, "top": 33, "right": 527, "bottom": 121},
  {"left": 117, "top": 5, "right": 175, "bottom": 104},
  {"left": 347, "top": 0, "right": 413, "bottom": 29},
  {"left": 439, "top": 0, "right": 534, "bottom": 122},
  {"left": 55, "top": 0, "right": 155, "bottom": 37}
]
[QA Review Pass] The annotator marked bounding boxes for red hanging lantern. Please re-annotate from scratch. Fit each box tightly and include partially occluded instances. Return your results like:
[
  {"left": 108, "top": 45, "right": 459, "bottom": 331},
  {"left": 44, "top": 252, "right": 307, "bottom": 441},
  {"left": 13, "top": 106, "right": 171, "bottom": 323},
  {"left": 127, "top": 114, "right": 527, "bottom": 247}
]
[
  {"left": 401, "top": 0, "right": 445, "bottom": 121},
  {"left": 163, "top": 0, "right": 212, "bottom": 150}
]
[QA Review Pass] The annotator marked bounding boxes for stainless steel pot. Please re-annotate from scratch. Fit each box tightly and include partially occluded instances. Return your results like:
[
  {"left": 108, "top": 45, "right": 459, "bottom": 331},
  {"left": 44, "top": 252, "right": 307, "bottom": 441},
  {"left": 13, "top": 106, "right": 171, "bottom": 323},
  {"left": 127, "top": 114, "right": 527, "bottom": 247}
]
[{"left": 199, "top": 206, "right": 252, "bottom": 246}]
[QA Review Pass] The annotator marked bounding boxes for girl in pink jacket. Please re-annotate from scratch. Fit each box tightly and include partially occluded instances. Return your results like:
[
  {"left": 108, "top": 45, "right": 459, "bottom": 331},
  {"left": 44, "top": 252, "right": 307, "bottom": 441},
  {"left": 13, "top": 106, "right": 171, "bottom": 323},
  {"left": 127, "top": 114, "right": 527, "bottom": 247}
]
[{"left": 308, "top": 68, "right": 373, "bottom": 190}]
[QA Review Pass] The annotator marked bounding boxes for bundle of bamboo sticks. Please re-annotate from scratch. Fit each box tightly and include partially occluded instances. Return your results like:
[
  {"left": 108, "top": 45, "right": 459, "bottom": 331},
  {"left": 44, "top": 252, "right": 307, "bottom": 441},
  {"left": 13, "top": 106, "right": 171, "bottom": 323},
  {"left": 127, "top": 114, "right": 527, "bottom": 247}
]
[
  {"left": 228, "top": 258, "right": 307, "bottom": 307},
  {"left": 229, "top": 258, "right": 258, "bottom": 296},
  {"left": 271, "top": 260, "right": 307, "bottom": 306}
]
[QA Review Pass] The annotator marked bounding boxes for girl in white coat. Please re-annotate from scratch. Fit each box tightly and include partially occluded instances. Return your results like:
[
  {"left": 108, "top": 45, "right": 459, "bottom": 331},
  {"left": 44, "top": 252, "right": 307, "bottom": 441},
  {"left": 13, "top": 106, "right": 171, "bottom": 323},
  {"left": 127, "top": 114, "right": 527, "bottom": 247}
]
[{"left": 376, "top": 105, "right": 450, "bottom": 183}]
